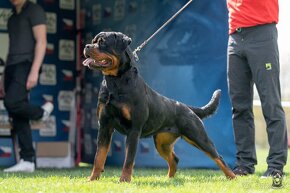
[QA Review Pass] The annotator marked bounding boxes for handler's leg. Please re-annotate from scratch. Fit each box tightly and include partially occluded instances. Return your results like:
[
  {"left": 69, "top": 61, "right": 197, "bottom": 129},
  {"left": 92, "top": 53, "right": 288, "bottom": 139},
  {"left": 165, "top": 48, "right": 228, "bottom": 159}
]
[
  {"left": 227, "top": 34, "right": 256, "bottom": 174},
  {"left": 12, "top": 116, "right": 35, "bottom": 162},
  {"left": 3, "top": 63, "right": 45, "bottom": 120},
  {"left": 247, "top": 24, "right": 288, "bottom": 174}
]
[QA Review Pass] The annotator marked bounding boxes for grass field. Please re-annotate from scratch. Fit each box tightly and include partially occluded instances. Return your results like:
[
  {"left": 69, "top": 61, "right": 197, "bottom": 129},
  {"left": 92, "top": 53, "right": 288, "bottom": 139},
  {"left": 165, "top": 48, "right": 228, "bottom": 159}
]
[{"left": 0, "top": 149, "right": 289, "bottom": 193}]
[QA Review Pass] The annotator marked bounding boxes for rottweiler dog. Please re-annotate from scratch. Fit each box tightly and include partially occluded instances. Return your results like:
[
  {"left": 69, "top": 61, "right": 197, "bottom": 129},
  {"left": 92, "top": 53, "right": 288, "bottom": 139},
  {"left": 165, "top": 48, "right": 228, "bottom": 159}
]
[{"left": 83, "top": 31, "right": 236, "bottom": 182}]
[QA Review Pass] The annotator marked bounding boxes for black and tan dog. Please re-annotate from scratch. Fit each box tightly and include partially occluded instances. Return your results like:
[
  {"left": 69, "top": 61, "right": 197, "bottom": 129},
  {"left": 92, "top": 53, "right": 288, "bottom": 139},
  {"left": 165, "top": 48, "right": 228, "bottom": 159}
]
[{"left": 83, "top": 31, "right": 236, "bottom": 182}]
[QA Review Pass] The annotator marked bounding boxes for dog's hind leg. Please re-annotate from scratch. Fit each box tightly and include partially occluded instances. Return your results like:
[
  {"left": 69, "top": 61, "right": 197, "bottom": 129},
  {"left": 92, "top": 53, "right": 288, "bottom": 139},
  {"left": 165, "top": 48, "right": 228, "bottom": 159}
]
[
  {"left": 153, "top": 132, "right": 180, "bottom": 178},
  {"left": 179, "top": 118, "right": 236, "bottom": 179}
]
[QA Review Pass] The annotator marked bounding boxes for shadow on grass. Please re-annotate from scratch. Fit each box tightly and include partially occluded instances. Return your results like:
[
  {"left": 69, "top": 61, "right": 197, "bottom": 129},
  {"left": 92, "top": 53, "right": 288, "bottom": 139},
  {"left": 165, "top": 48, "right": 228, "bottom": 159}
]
[
  {"left": 0, "top": 165, "right": 92, "bottom": 178},
  {"left": 0, "top": 166, "right": 229, "bottom": 187}
]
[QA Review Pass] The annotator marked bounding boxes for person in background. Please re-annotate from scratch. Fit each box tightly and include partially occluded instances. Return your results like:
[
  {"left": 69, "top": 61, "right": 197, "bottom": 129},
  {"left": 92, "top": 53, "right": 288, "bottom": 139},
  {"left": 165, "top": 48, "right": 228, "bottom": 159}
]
[
  {"left": 0, "top": 0, "right": 54, "bottom": 172},
  {"left": 226, "top": 0, "right": 288, "bottom": 178}
]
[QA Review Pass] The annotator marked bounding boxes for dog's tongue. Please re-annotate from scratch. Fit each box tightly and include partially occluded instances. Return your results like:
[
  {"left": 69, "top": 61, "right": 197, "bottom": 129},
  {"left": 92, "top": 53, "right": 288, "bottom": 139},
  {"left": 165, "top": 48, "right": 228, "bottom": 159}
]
[{"left": 83, "top": 58, "right": 94, "bottom": 66}]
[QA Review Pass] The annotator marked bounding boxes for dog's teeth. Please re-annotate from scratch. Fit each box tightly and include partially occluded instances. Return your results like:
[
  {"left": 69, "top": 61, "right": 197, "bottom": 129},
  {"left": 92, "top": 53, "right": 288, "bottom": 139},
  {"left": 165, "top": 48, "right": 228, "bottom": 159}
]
[{"left": 98, "top": 59, "right": 106, "bottom": 64}]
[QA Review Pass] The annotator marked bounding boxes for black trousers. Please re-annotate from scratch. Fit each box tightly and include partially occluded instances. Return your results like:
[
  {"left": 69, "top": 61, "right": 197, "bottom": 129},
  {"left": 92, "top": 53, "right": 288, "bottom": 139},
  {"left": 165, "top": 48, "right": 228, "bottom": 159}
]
[
  {"left": 4, "top": 61, "right": 44, "bottom": 162},
  {"left": 227, "top": 24, "right": 288, "bottom": 172}
]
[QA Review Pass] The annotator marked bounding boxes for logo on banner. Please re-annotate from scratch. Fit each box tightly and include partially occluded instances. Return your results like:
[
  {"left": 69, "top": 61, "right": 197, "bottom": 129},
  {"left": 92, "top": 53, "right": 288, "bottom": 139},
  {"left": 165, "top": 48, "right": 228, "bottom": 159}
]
[
  {"left": 129, "top": 2, "right": 138, "bottom": 13},
  {"left": 92, "top": 4, "right": 102, "bottom": 25},
  {"left": 39, "top": 116, "right": 57, "bottom": 137},
  {"left": 62, "top": 69, "right": 73, "bottom": 81},
  {"left": 46, "top": 43, "right": 55, "bottom": 55},
  {"left": 0, "top": 34, "right": 8, "bottom": 67},
  {"left": 114, "top": 0, "right": 125, "bottom": 21},
  {"left": 103, "top": 7, "right": 112, "bottom": 18},
  {"left": 113, "top": 140, "right": 122, "bottom": 152},
  {"left": 46, "top": 12, "right": 57, "bottom": 34},
  {"left": 61, "top": 120, "right": 70, "bottom": 132},
  {"left": 0, "top": 100, "right": 9, "bottom": 128},
  {"left": 58, "top": 90, "right": 74, "bottom": 111},
  {"left": 60, "top": 0, "right": 75, "bottom": 10},
  {"left": 140, "top": 142, "right": 150, "bottom": 153},
  {"left": 62, "top": 18, "right": 74, "bottom": 31},
  {"left": 0, "top": 146, "right": 12, "bottom": 158},
  {"left": 42, "top": 94, "right": 54, "bottom": 103},
  {"left": 59, "top": 39, "right": 75, "bottom": 61},
  {"left": 40, "top": 64, "right": 57, "bottom": 86},
  {"left": 0, "top": 8, "right": 12, "bottom": 30}
]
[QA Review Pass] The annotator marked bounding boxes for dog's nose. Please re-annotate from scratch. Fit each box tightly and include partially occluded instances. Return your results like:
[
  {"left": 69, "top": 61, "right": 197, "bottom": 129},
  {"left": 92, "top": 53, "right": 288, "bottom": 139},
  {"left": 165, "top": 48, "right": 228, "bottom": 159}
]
[
  {"left": 85, "top": 44, "right": 92, "bottom": 49},
  {"left": 83, "top": 45, "right": 92, "bottom": 58}
]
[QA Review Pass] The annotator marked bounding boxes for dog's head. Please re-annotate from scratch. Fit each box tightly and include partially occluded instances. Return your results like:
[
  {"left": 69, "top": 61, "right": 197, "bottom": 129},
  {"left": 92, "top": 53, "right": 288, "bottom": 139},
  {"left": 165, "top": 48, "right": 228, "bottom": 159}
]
[{"left": 83, "top": 31, "right": 132, "bottom": 76}]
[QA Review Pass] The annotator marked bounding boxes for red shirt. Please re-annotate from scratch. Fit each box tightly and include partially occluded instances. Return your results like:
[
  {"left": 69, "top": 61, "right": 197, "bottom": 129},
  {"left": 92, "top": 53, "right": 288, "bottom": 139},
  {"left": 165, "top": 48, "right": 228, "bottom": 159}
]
[{"left": 227, "top": 0, "right": 279, "bottom": 34}]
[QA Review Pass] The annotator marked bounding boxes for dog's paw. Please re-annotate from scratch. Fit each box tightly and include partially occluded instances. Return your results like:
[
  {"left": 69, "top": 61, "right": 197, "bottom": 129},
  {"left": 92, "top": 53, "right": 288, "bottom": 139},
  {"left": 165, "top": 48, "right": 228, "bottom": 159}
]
[
  {"left": 227, "top": 173, "right": 236, "bottom": 180},
  {"left": 119, "top": 175, "right": 131, "bottom": 183},
  {"left": 87, "top": 173, "right": 101, "bottom": 181},
  {"left": 168, "top": 172, "right": 176, "bottom": 178}
]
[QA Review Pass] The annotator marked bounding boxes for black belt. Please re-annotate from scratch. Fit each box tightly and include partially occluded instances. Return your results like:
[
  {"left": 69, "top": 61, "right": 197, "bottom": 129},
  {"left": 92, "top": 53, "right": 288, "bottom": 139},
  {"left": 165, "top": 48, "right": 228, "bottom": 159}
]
[{"left": 235, "top": 23, "right": 276, "bottom": 33}]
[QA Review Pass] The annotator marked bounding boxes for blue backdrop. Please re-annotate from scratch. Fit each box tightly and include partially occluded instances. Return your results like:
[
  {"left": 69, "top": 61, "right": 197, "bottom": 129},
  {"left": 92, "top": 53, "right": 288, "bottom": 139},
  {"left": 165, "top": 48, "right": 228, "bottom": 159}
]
[{"left": 82, "top": 0, "right": 236, "bottom": 168}]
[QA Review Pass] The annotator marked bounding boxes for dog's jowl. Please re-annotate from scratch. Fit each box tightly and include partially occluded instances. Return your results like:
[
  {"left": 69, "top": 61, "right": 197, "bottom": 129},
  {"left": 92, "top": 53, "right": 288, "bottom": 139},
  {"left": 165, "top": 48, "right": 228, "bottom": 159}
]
[{"left": 83, "top": 31, "right": 236, "bottom": 182}]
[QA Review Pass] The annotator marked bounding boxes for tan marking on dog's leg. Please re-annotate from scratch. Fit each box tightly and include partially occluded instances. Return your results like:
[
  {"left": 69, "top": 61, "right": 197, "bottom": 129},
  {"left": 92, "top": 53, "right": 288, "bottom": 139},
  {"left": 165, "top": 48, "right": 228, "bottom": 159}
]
[
  {"left": 120, "top": 146, "right": 134, "bottom": 182},
  {"left": 121, "top": 104, "right": 131, "bottom": 120},
  {"left": 154, "top": 133, "right": 180, "bottom": 178},
  {"left": 183, "top": 136, "right": 236, "bottom": 180},
  {"left": 89, "top": 146, "right": 110, "bottom": 181},
  {"left": 214, "top": 158, "right": 236, "bottom": 179},
  {"left": 97, "top": 103, "right": 105, "bottom": 119}
]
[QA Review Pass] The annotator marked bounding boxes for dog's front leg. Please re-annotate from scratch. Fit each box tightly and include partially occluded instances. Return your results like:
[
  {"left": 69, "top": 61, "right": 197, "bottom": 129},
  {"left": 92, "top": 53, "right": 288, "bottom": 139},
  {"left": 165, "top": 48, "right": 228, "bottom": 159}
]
[
  {"left": 89, "top": 126, "right": 114, "bottom": 181},
  {"left": 120, "top": 130, "right": 141, "bottom": 182}
]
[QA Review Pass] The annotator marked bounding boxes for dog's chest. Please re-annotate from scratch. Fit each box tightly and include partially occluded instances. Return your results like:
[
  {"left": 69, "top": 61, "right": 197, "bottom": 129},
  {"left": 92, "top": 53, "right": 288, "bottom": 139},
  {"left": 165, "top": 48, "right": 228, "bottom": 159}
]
[{"left": 104, "top": 69, "right": 138, "bottom": 102}]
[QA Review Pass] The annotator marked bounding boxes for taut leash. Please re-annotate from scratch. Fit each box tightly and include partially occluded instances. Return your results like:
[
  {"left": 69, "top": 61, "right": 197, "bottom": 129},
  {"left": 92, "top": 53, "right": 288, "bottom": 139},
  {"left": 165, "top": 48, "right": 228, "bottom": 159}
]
[{"left": 133, "top": 0, "right": 194, "bottom": 61}]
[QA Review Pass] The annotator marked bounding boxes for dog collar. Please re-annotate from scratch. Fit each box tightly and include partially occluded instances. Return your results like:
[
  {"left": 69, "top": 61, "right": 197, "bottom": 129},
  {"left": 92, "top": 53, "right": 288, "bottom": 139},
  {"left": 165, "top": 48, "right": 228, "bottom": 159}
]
[{"left": 125, "top": 46, "right": 138, "bottom": 63}]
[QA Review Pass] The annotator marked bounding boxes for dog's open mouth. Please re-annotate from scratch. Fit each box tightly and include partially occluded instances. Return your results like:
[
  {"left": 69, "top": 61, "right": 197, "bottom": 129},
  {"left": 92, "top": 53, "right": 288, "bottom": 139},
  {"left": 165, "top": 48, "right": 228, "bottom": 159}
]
[{"left": 83, "top": 58, "right": 112, "bottom": 68}]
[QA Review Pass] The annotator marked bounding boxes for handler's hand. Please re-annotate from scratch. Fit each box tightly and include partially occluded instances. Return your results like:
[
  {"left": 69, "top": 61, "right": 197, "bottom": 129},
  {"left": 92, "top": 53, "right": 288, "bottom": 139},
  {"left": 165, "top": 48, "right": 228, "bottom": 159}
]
[{"left": 26, "top": 71, "right": 39, "bottom": 90}]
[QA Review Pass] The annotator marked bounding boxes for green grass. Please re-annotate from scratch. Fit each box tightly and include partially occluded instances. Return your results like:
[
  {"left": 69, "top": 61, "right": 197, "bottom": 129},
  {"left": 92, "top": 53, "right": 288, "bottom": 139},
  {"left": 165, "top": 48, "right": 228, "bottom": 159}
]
[{"left": 0, "top": 149, "right": 289, "bottom": 193}]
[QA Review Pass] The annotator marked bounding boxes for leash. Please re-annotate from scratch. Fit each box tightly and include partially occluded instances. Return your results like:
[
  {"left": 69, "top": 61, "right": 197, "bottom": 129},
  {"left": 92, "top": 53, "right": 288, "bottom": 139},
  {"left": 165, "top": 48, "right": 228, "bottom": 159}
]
[{"left": 132, "top": 0, "right": 194, "bottom": 61}]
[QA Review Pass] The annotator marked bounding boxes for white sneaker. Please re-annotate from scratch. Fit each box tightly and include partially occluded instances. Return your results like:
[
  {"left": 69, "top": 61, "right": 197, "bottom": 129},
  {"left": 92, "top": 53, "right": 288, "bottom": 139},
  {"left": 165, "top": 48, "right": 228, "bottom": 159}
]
[
  {"left": 41, "top": 102, "right": 54, "bottom": 121},
  {"left": 3, "top": 159, "right": 35, "bottom": 173}
]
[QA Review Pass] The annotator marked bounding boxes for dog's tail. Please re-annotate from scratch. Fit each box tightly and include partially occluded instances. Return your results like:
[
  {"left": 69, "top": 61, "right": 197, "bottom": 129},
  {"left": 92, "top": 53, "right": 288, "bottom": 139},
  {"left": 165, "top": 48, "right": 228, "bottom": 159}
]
[{"left": 188, "top": 89, "right": 221, "bottom": 119}]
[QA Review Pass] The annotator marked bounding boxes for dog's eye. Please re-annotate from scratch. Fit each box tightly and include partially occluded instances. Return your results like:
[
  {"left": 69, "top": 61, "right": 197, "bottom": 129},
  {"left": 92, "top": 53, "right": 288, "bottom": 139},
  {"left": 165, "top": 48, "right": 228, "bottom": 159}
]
[{"left": 98, "top": 38, "right": 105, "bottom": 46}]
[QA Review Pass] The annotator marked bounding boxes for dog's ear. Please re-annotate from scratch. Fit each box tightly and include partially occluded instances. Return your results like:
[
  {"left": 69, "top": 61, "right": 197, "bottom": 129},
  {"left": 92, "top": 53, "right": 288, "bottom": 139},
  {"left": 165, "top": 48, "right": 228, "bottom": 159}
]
[
  {"left": 115, "top": 32, "right": 132, "bottom": 53},
  {"left": 122, "top": 34, "right": 132, "bottom": 47}
]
